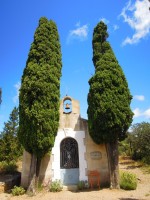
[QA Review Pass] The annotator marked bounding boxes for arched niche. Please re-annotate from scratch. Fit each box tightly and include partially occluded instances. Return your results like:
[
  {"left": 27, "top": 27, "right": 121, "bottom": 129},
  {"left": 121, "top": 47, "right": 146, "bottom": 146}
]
[
  {"left": 60, "top": 137, "right": 79, "bottom": 169},
  {"left": 63, "top": 96, "right": 72, "bottom": 114}
]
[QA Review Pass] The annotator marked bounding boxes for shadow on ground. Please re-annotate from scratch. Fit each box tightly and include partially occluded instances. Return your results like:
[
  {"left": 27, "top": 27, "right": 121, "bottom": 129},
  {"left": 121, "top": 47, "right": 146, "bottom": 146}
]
[
  {"left": 126, "top": 165, "right": 143, "bottom": 169},
  {"left": 119, "top": 198, "right": 145, "bottom": 200},
  {"left": 119, "top": 161, "right": 135, "bottom": 165}
]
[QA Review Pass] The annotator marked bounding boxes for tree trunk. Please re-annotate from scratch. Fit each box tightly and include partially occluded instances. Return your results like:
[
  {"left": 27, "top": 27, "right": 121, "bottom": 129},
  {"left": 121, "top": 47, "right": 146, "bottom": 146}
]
[
  {"left": 35, "top": 157, "right": 42, "bottom": 188},
  {"left": 27, "top": 154, "right": 37, "bottom": 194},
  {"left": 27, "top": 154, "right": 42, "bottom": 194},
  {"left": 106, "top": 140, "right": 120, "bottom": 189}
]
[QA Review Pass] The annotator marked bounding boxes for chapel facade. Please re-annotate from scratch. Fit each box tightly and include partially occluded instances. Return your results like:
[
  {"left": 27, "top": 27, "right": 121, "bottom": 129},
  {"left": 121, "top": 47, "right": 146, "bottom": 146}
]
[{"left": 21, "top": 96, "right": 110, "bottom": 188}]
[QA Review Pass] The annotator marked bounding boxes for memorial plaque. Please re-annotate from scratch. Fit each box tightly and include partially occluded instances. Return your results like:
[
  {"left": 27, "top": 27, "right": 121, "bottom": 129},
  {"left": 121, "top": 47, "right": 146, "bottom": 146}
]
[{"left": 90, "top": 151, "right": 102, "bottom": 160}]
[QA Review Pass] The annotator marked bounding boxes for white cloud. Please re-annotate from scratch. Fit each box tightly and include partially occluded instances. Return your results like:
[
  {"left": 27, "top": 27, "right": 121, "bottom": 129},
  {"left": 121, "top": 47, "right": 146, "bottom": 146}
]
[
  {"left": 143, "top": 108, "right": 150, "bottom": 118},
  {"left": 71, "top": 25, "right": 88, "bottom": 37},
  {"left": 133, "top": 108, "right": 142, "bottom": 118},
  {"left": 133, "top": 107, "right": 150, "bottom": 119},
  {"left": 13, "top": 82, "right": 20, "bottom": 103},
  {"left": 113, "top": 24, "right": 119, "bottom": 31},
  {"left": 67, "top": 23, "right": 89, "bottom": 43},
  {"left": 100, "top": 18, "right": 110, "bottom": 24},
  {"left": 133, "top": 95, "right": 145, "bottom": 101},
  {"left": 120, "top": 0, "right": 150, "bottom": 45}
]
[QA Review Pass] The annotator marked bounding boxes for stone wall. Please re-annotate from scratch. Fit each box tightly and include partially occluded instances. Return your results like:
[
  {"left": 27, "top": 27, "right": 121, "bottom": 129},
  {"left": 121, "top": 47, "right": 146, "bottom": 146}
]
[
  {"left": 21, "top": 151, "right": 53, "bottom": 188},
  {"left": 0, "top": 173, "right": 21, "bottom": 193},
  {"left": 81, "top": 118, "right": 110, "bottom": 187}
]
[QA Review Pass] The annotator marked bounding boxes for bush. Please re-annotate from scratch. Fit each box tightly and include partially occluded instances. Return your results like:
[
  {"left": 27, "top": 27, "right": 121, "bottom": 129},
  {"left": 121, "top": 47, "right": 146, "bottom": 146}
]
[
  {"left": 0, "top": 161, "right": 17, "bottom": 174},
  {"left": 11, "top": 186, "right": 26, "bottom": 196},
  {"left": 77, "top": 180, "right": 89, "bottom": 190},
  {"left": 49, "top": 180, "right": 63, "bottom": 192},
  {"left": 142, "top": 156, "right": 150, "bottom": 165},
  {"left": 120, "top": 171, "right": 137, "bottom": 190},
  {"left": 37, "top": 181, "right": 44, "bottom": 192},
  {"left": 78, "top": 180, "right": 85, "bottom": 190}
]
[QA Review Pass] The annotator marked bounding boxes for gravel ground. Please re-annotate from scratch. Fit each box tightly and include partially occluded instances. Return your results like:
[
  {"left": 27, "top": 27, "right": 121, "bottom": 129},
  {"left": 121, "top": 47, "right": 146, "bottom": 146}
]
[{"left": 1, "top": 158, "right": 150, "bottom": 200}]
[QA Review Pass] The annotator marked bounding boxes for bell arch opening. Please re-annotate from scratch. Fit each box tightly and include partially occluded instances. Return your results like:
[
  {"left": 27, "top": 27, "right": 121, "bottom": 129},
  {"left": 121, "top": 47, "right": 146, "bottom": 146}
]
[{"left": 63, "top": 96, "right": 72, "bottom": 114}]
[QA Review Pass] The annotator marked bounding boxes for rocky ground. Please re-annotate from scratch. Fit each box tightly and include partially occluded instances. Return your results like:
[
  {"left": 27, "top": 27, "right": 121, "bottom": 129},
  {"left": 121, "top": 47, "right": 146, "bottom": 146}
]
[{"left": 0, "top": 157, "right": 150, "bottom": 200}]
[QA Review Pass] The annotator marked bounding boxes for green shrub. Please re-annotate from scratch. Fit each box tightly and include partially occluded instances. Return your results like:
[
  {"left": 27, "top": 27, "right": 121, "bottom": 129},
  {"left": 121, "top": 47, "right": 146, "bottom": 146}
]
[
  {"left": 0, "top": 161, "right": 17, "bottom": 174},
  {"left": 37, "top": 181, "right": 44, "bottom": 191},
  {"left": 77, "top": 180, "right": 89, "bottom": 190},
  {"left": 141, "top": 164, "right": 150, "bottom": 174},
  {"left": 78, "top": 180, "right": 85, "bottom": 190},
  {"left": 49, "top": 180, "right": 63, "bottom": 192},
  {"left": 120, "top": 171, "right": 137, "bottom": 190},
  {"left": 142, "top": 156, "right": 150, "bottom": 165},
  {"left": 11, "top": 186, "right": 26, "bottom": 196}
]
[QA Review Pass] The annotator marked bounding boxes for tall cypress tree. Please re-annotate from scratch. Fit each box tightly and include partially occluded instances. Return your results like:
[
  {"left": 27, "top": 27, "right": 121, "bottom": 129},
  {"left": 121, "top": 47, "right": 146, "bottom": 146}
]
[
  {"left": 87, "top": 21, "right": 133, "bottom": 188},
  {"left": 19, "top": 17, "right": 62, "bottom": 190}
]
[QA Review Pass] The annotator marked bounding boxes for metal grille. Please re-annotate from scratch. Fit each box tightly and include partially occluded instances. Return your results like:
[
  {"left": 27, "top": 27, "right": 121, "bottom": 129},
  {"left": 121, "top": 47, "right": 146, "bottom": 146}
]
[{"left": 60, "top": 138, "right": 79, "bottom": 169}]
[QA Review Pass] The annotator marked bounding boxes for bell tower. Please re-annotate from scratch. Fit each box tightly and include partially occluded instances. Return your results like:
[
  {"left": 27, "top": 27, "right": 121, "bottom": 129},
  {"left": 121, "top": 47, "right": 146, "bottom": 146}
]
[
  {"left": 63, "top": 96, "right": 72, "bottom": 114},
  {"left": 59, "top": 96, "right": 81, "bottom": 130}
]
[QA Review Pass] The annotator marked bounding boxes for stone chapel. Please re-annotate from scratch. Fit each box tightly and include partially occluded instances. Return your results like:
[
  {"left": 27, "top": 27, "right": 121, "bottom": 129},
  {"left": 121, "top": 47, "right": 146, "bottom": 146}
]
[{"left": 21, "top": 96, "right": 110, "bottom": 188}]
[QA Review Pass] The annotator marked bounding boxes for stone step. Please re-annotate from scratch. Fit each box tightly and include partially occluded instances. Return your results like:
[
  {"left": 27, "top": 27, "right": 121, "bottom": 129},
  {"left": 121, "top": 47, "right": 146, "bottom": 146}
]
[{"left": 63, "top": 185, "right": 78, "bottom": 191}]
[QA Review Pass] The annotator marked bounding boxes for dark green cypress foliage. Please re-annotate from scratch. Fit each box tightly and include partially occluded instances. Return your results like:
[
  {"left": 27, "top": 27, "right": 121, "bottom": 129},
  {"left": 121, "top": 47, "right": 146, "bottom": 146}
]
[
  {"left": 19, "top": 17, "right": 62, "bottom": 159},
  {"left": 88, "top": 21, "right": 133, "bottom": 144},
  {"left": 87, "top": 21, "right": 133, "bottom": 188}
]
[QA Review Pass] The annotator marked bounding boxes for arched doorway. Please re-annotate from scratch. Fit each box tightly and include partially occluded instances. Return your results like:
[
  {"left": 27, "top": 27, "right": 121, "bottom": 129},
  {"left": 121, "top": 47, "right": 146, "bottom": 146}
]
[{"left": 60, "top": 137, "right": 79, "bottom": 185}]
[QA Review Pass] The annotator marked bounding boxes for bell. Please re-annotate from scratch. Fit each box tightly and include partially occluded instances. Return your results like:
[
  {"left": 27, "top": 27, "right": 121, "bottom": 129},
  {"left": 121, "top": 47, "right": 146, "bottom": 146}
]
[{"left": 65, "top": 103, "right": 70, "bottom": 109}]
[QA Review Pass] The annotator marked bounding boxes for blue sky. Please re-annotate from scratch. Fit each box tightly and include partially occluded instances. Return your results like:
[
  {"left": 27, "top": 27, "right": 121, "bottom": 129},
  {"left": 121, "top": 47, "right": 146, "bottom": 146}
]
[{"left": 0, "top": 0, "right": 150, "bottom": 132}]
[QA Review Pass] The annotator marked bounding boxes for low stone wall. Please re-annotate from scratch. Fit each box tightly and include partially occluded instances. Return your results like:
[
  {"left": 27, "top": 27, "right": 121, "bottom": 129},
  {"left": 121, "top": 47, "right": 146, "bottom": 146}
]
[
  {"left": 0, "top": 182, "right": 5, "bottom": 193},
  {"left": 0, "top": 173, "right": 21, "bottom": 193}
]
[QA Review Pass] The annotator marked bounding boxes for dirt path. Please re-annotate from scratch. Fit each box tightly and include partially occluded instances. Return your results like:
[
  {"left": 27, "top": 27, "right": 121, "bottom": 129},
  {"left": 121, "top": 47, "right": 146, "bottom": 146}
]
[{"left": 1, "top": 158, "right": 150, "bottom": 200}]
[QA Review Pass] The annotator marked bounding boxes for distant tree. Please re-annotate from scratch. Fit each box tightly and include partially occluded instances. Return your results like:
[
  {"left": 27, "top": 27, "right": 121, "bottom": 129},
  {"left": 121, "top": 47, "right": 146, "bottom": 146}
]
[
  {"left": 0, "top": 107, "right": 22, "bottom": 162},
  {"left": 129, "top": 122, "right": 150, "bottom": 164},
  {"left": 87, "top": 21, "right": 133, "bottom": 189},
  {"left": 119, "top": 132, "right": 133, "bottom": 156},
  {"left": 18, "top": 17, "right": 62, "bottom": 192}
]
